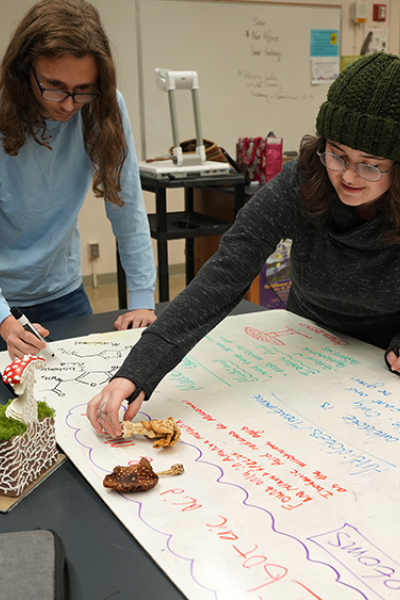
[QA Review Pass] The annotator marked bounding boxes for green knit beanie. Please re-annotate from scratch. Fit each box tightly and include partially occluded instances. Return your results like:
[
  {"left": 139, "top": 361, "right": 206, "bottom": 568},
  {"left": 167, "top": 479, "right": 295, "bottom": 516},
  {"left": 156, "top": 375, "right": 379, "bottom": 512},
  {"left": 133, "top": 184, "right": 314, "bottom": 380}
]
[{"left": 316, "top": 52, "right": 400, "bottom": 161}]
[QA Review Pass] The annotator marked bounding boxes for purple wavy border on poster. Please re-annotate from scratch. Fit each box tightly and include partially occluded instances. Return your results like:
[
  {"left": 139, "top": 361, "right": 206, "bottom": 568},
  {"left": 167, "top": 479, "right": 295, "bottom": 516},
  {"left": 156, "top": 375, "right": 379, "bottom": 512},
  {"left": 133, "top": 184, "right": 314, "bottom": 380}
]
[{"left": 64, "top": 403, "right": 368, "bottom": 600}]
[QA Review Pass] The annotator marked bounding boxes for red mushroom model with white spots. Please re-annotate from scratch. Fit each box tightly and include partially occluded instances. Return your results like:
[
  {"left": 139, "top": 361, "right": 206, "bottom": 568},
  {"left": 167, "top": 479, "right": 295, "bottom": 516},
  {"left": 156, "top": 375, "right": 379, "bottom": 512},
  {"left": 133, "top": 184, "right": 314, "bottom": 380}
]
[{"left": 3, "top": 355, "right": 46, "bottom": 424}]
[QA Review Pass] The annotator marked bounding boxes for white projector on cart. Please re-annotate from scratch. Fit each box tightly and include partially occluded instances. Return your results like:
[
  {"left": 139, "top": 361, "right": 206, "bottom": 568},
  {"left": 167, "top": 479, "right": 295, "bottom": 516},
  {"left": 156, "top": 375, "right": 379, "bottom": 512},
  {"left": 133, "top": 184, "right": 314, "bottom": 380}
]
[{"left": 138, "top": 68, "right": 231, "bottom": 179}]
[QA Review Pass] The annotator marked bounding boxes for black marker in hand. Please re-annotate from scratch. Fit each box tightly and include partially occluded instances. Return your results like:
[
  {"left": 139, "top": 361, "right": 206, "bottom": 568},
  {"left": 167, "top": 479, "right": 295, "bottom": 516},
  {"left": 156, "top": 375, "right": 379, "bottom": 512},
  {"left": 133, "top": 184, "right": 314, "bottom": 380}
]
[{"left": 10, "top": 306, "right": 55, "bottom": 358}]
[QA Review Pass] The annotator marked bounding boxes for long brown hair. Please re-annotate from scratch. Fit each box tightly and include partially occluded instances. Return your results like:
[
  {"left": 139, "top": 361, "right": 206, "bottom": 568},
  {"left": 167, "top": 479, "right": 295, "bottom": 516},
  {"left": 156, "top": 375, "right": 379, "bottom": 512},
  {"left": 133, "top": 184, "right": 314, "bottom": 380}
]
[
  {"left": 0, "top": 0, "right": 127, "bottom": 206},
  {"left": 297, "top": 134, "right": 400, "bottom": 243}
]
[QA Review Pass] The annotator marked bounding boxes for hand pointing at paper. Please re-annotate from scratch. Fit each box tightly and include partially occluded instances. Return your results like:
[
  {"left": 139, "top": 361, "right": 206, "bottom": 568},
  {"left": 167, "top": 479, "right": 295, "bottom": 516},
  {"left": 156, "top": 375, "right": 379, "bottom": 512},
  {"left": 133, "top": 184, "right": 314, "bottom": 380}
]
[{"left": 87, "top": 378, "right": 145, "bottom": 438}]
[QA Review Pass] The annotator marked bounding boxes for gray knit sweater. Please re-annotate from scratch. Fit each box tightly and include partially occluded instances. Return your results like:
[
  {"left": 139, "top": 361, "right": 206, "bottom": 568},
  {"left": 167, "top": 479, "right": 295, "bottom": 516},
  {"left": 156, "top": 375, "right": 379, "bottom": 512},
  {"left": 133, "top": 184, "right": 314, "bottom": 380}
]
[{"left": 117, "top": 159, "right": 400, "bottom": 398}]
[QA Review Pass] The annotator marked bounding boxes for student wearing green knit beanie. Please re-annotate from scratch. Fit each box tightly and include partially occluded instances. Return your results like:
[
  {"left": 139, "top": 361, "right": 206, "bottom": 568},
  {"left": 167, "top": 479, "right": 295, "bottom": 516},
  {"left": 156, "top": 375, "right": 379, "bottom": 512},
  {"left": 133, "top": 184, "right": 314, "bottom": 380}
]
[
  {"left": 296, "top": 51, "right": 400, "bottom": 225},
  {"left": 316, "top": 51, "right": 400, "bottom": 161},
  {"left": 87, "top": 53, "right": 400, "bottom": 438}
]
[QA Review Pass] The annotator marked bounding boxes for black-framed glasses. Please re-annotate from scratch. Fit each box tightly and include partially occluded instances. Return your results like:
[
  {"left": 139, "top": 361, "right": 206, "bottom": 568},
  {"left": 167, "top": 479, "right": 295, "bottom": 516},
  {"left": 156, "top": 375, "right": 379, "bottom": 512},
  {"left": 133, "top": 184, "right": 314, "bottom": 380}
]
[
  {"left": 316, "top": 150, "right": 393, "bottom": 182},
  {"left": 32, "top": 68, "right": 100, "bottom": 104}
]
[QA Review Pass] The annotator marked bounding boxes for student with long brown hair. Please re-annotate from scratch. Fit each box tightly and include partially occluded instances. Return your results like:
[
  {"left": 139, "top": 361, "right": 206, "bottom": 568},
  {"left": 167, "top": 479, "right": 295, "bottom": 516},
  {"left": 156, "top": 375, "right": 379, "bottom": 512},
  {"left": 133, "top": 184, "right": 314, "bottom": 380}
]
[
  {"left": 0, "top": 0, "right": 156, "bottom": 359},
  {"left": 86, "top": 52, "right": 400, "bottom": 437}
]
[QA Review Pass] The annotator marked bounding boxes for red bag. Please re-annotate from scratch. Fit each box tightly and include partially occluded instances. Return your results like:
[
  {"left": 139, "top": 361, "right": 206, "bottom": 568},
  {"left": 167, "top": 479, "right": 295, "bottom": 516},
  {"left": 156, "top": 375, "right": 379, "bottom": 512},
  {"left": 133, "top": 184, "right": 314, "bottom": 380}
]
[{"left": 237, "top": 136, "right": 283, "bottom": 184}]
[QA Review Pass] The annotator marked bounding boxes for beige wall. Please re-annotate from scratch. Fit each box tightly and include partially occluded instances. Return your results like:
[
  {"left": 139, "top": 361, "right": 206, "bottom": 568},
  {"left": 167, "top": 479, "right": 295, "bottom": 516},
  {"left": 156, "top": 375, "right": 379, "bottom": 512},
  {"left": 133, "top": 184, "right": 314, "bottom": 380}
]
[{"left": 0, "top": 0, "right": 399, "bottom": 279}]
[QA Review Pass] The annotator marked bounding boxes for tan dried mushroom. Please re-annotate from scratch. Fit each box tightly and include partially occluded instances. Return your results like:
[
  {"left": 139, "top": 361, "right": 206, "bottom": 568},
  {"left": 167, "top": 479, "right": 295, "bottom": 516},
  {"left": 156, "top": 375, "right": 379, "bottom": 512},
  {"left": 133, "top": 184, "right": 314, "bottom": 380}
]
[
  {"left": 103, "top": 457, "right": 184, "bottom": 493},
  {"left": 121, "top": 417, "right": 181, "bottom": 448}
]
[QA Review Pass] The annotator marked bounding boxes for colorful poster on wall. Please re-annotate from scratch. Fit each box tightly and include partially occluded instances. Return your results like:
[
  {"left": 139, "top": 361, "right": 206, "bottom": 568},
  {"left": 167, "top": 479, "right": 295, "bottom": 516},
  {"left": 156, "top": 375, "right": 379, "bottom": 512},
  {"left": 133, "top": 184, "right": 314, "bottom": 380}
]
[
  {"left": 311, "top": 56, "right": 340, "bottom": 83},
  {"left": 310, "top": 30, "right": 340, "bottom": 84},
  {"left": 310, "top": 29, "right": 339, "bottom": 57}
]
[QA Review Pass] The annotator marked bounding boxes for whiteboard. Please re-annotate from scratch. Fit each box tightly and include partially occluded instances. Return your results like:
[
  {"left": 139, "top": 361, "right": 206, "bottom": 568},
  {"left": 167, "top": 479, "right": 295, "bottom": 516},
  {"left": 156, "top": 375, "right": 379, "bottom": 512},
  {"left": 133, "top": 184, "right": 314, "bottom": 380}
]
[
  {"left": 137, "top": 0, "right": 342, "bottom": 157},
  {"left": 3, "top": 309, "right": 400, "bottom": 600}
]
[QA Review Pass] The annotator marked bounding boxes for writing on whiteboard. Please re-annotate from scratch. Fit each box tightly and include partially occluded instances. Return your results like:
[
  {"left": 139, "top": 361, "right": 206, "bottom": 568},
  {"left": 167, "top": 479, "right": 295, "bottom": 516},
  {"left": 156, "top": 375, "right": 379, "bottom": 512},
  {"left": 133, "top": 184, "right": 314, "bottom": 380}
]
[{"left": 245, "top": 19, "right": 281, "bottom": 62}]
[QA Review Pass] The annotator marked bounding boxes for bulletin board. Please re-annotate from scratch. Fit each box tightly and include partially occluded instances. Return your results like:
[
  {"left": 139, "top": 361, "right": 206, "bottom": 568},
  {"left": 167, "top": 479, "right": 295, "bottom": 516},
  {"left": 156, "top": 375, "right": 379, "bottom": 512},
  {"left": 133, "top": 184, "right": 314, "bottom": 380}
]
[
  {"left": 2, "top": 309, "right": 399, "bottom": 600},
  {"left": 136, "top": 0, "right": 342, "bottom": 157}
]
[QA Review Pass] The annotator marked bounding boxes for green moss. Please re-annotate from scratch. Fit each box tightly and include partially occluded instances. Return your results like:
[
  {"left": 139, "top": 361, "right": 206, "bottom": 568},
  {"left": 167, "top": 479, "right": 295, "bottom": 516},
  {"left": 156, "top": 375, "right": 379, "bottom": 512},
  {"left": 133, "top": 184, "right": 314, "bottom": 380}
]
[
  {"left": 0, "top": 401, "right": 27, "bottom": 441},
  {"left": 37, "top": 400, "right": 55, "bottom": 420},
  {"left": 0, "top": 399, "right": 55, "bottom": 441}
]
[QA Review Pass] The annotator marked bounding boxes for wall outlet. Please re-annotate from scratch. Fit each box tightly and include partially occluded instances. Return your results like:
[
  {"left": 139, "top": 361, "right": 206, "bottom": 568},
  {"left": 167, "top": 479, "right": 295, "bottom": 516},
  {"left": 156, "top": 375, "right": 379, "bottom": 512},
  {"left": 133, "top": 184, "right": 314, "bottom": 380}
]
[{"left": 88, "top": 243, "right": 100, "bottom": 260}]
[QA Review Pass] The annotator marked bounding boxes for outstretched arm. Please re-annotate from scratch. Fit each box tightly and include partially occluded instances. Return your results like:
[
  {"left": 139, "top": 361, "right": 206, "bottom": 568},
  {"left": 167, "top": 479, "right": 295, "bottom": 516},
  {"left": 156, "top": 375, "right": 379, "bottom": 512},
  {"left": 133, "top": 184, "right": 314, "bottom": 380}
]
[
  {"left": 106, "top": 92, "right": 156, "bottom": 323},
  {"left": 87, "top": 162, "right": 299, "bottom": 434}
]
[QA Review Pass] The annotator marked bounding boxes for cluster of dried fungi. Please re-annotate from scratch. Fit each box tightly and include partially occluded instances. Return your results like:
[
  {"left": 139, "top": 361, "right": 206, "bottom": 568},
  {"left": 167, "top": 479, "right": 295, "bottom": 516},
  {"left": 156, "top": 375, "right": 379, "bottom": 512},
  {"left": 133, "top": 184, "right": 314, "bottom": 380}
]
[{"left": 103, "top": 418, "right": 183, "bottom": 493}]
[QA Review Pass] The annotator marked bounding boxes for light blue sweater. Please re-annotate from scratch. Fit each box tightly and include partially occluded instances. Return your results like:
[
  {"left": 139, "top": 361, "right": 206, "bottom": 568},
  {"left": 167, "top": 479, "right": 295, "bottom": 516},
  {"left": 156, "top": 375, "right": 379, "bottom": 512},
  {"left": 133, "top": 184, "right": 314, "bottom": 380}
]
[{"left": 0, "top": 91, "right": 156, "bottom": 324}]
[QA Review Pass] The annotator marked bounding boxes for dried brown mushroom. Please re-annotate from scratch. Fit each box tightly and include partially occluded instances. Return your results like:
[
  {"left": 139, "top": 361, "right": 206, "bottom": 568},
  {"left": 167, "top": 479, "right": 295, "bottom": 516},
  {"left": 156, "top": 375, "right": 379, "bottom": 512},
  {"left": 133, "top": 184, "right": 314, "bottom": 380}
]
[
  {"left": 103, "top": 457, "right": 184, "bottom": 493},
  {"left": 121, "top": 417, "right": 181, "bottom": 448},
  {"left": 156, "top": 464, "right": 184, "bottom": 476}
]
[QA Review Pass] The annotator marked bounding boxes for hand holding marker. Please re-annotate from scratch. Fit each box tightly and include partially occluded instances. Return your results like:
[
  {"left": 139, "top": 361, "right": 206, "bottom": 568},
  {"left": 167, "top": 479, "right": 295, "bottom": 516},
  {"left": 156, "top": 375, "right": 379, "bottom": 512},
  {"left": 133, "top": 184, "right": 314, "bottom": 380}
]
[{"left": 10, "top": 307, "right": 55, "bottom": 358}]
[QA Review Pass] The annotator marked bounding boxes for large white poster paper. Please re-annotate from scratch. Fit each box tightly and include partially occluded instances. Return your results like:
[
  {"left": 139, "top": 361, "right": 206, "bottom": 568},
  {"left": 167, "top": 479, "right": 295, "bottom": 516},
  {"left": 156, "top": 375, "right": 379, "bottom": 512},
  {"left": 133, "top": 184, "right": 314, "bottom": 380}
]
[{"left": 2, "top": 310, "right": 399, "bottom": 600}]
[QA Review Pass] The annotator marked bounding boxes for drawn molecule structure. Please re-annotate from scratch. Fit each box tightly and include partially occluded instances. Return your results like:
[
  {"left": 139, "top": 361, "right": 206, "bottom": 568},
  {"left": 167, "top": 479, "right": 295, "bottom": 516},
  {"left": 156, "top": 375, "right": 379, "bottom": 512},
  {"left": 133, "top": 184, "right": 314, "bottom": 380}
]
[
  {"left": 40, "top": 366, "right": 120, "bottom": 397},
  {"left": 57, "top": 347, "right": 127, "bottom": 360}
]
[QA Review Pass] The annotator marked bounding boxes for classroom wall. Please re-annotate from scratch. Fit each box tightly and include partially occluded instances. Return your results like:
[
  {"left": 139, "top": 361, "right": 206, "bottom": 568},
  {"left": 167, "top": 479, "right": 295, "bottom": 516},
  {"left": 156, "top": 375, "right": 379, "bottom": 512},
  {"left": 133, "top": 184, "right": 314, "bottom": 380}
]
[{"left": 0, "top": 0, "right": 399, "bottom": 280}]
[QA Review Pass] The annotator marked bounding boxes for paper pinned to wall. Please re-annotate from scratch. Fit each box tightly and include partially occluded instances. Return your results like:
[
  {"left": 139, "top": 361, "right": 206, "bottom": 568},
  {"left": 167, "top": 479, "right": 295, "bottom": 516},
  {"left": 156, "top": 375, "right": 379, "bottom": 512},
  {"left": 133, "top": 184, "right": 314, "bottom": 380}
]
[
  {"left": 2, "top": 310, "right": 399, "bottom": 600},
  {"left": 310, "top": 29, "right": 340, "bottom": 57},
  {"left": 311, "top": 57, "right": 340, "bottom": 83}
]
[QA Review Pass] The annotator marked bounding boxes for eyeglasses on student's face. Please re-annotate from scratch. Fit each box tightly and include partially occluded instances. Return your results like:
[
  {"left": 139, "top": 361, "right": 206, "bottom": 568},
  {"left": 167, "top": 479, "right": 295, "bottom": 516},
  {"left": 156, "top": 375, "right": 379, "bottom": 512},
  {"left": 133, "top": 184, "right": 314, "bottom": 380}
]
[
  {"left": 316, "top": 150, "right": 393, "bottom": 183},
  {"left": 32, "top": 68, "right": 100, "bottom": 104}
]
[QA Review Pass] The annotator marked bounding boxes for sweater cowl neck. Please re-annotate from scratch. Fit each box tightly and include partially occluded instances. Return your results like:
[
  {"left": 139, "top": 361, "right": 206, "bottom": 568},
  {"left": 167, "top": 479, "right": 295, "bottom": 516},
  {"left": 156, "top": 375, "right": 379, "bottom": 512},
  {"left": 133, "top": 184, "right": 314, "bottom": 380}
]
[{"left": 327, "top": 195, "right": 390, "bottom": 251}]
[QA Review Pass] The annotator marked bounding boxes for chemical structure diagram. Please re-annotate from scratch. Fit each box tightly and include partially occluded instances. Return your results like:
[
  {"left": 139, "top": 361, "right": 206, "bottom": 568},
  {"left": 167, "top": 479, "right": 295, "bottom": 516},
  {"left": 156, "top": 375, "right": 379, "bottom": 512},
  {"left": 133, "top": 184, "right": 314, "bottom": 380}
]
[
  {"left": 39, "top": 366, "right": 120, "bottom": 397},
  {"left": 56, "top": 346, "right": 125, "bottom": 361},
  {"left": 38, "top": 343, "right": 133, "bottom": 397}
]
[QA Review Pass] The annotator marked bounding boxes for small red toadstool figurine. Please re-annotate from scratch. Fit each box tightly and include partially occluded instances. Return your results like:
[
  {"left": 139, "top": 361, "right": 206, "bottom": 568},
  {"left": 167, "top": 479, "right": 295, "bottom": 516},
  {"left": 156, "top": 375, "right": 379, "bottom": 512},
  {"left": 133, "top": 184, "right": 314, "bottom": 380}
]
[{"left": 3, "top": 355, "right": 46, "bottom": 423}]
